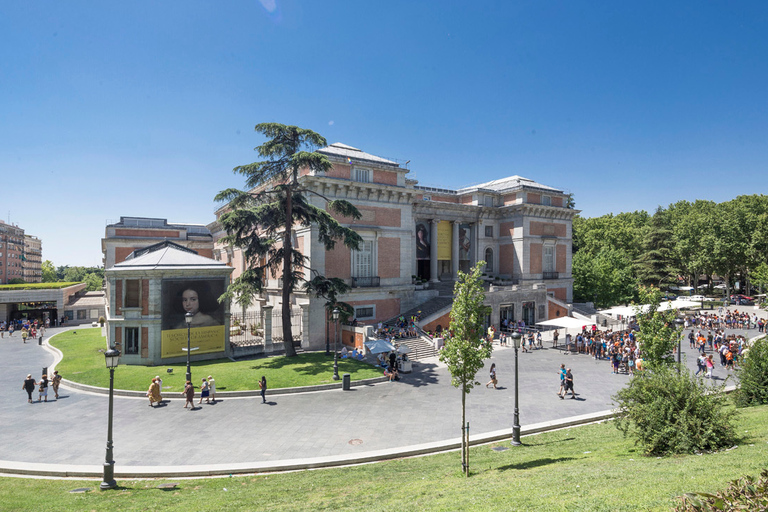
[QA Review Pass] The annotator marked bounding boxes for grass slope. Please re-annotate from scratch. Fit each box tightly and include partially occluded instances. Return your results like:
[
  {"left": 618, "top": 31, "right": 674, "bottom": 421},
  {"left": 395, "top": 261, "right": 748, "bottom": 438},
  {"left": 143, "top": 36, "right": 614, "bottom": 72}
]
[
  {"left": 50, "top": 328, "right": 384, "bottom": 392},
  {"left": 2, "top": 405, "right": 767, "bottom": 511}
]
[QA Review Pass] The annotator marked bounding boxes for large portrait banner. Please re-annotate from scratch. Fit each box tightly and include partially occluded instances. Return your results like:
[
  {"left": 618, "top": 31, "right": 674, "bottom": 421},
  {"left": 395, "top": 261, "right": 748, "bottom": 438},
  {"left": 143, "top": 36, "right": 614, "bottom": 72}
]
[{"left": 161, "top": 278, "right": 226, "bottom": 359}]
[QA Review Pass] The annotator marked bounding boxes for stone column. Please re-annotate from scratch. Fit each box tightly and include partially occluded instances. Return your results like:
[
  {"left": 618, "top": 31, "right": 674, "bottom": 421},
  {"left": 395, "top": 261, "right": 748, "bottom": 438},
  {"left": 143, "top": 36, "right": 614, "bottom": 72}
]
[
  {"left": 262, "top": 305, "right": 273, "bottom": 353},
  {"left": 300, "top": 303, "right": 311, "bottom": 350},
  {"left": 452, "top": 221, "right": 460, "bottom": 279},
  {"left": 430, "top": 219, "right": 439, "bottom": 282}
]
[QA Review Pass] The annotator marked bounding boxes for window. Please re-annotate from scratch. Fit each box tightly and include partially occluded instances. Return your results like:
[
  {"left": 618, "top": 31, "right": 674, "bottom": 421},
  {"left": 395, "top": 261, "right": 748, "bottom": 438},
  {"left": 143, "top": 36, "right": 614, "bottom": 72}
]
[
  {"left": 352, "top": 241, "right": 373, "bottom": 277},
  {"left": 484, "top": 248, "right": 494, "bottom": 272},
  {"left": 125, "top": 279, "right": 140, "bottom": 308},
  {"left": 355, "top": 306, "right": 374, "bottom": 319},
  {"left": 354, "top": 168, "right": 372, "bottom": 183},
  {"left": 125, "top": 327, "right": 139, "bottom": 355},
  {"left": 484, "top": 226, "right": 493, "bottom": 237},
  {"left": 77, "top": 310, "right": 87, "bottom": 320},
  {"left": 543, "top": 246, "right": 554, "bottom": 273},
  {"left": 541, "top": 195, "right": 551, "bottom": 206},
  {"left": 484, "top": 195, "right": 494, "bottom": 207}
]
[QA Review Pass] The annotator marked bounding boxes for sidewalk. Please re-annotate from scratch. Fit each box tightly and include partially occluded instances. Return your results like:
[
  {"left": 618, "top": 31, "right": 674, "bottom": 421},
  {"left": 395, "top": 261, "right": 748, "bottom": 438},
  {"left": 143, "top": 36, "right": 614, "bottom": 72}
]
[{"left": 0, "top": 315, "right": 762, "bottom": 478}]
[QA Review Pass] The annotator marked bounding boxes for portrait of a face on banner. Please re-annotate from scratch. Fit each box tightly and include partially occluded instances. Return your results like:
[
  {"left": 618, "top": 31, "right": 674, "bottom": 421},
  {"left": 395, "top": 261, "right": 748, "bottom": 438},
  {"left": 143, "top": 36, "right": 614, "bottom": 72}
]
[{"left": 160, "top": 279, "right": 226, "bottom": 358}]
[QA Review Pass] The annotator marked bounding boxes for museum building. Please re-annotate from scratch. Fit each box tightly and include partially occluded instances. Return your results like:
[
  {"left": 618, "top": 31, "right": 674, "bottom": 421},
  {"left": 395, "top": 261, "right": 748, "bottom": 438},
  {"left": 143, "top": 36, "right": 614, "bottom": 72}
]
[{"left": 209, "top": 142, "right": 578, "bottom": 351}]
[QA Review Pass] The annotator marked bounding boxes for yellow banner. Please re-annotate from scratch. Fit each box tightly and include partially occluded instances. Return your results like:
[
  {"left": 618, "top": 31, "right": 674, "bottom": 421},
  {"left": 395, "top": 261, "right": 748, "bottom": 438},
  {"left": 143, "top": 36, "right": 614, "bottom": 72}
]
[
  {"left": 437, "top": 221, "right": 452, "bottom": 260},
  {"left": 161, "top": 325, "right": 226, "bottom": 358}
]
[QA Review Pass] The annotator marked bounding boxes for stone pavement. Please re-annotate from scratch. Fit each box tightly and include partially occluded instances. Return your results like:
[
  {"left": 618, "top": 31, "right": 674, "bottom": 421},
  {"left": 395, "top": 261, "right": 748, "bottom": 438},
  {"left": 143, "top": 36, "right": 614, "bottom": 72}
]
[{"left": 0, "top": 305, "right": 764, "bottom": 477}]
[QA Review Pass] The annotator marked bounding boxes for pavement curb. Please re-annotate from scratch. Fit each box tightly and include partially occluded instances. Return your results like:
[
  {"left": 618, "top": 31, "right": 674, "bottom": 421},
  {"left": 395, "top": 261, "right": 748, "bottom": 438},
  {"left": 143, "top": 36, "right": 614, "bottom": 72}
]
[
  {"left": 42, "top": 330, "right": 390, "bottom": 398},
  {"left": 60, "top": 375, "right": 390, "bottom": 398},
  {"left": 0, "top": 409, "right": 618, "bottom": 478}
]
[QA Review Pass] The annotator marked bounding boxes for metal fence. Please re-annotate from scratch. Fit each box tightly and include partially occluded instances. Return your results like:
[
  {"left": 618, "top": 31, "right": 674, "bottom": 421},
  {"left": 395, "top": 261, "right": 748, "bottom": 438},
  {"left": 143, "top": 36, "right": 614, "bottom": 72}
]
[
  {"left": 229, "top": 310, "right": 302, "bottom": 348},
  {"left": 271, "top": 310, "right": 303, "bottom": 347}
]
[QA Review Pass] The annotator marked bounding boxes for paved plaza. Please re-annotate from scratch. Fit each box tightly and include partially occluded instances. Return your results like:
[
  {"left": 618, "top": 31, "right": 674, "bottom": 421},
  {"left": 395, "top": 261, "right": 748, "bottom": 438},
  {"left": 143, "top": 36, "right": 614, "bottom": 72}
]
[{"left": 0, "top": 305, "right": 764, "bottom": 477}]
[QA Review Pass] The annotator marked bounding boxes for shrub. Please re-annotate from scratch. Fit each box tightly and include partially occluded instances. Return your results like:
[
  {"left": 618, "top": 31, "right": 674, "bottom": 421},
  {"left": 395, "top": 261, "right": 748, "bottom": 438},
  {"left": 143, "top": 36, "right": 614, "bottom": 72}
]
[
  {"left": 733, "top": 336, "right": 768, "bottom": 407},
  {"left": 612, "top": 365, "right": 737, "bottom": 456},
  {"left": 676, "top": 469, "right": 768, "bottom": 511}
]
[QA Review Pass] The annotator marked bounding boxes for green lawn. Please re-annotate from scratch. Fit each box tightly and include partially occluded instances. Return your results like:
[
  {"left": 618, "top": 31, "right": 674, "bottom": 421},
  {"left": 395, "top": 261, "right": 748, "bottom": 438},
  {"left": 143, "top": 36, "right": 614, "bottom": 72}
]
[
  {"left": 50, "top": 328, "right": 384, "bottom": 392},
  {"left": 2, "top": 404, "right": 767, "bottom": 511},
  {"left": 0, "top": 281, "right": 80, "bottom": 290}
]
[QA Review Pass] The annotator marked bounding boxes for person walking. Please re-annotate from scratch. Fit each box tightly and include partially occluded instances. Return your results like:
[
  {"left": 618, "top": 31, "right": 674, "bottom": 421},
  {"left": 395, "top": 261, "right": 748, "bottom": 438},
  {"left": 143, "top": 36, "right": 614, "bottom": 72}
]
[
  {"left": 485, "top": 363, "right": 498, "bottom": 389},
  {"left": 557, "top": 363, "right": 566, "bottom": 399},
  {"left": 706, "top": 355, "right": 715, "bottom": 379},
  {"left": 182, "top": 380, "right": 195, "bottom": 409},
  {"left": 552, "top": 329, "right": 559, "bottom": 348},
  {"left": 147, "top": 378, "right": 163, "bottom": 407},
  {"left": 38, "top": 374, "right": 49, "bottom": 402},
  {"left": 564, "top": 368, "right": 575, "bottom": 399},
  {"left": 22, "top": 374, "right": 36, "bottom": 403},
  {"left": 51, "top": 370, "right": 62, "bottom": 399},
  {"left": 258, "top": 376, "right": 267, "bottom": 404},
  {"left": 199, "top": 378, "right": 210, "bottom": 404},
  {"left": 207, "top": 375, "right": 216, "bottom": 402}
]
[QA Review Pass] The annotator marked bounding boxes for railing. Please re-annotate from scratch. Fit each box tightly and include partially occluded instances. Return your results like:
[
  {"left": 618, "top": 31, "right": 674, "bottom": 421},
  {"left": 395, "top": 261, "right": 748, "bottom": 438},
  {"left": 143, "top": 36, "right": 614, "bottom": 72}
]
[
  {"left": 352, "top": 276, "right": 380, "bottom": 288},
  {"left": 543, "top": 272, "right": 559, "bottom": 280}
]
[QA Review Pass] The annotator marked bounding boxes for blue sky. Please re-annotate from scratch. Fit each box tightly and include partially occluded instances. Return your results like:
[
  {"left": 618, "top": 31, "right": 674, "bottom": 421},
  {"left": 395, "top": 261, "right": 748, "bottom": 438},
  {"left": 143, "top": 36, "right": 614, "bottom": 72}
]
[{"left": 2, "top": 1, "right": 767, "bottom": 266}]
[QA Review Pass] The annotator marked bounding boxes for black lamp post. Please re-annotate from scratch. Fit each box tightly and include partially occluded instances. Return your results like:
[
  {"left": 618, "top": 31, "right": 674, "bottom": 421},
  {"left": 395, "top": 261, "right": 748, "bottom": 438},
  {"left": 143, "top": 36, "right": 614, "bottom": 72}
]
[
  {"left": 510, "top": 331, "right": 522, "bottom": 446},
  {"left": 332, "top": 308, "right": 340, "bottom": 380},
  {"left": 101, "top": 347, "right": 120, "bottom": 490},
  {"left": 674, "top": 317, "right": 685, "bottom": 373},
  {"left": 326, "top": 309, "right": 331, "bottom": 356},
  {"left": 185, "top": 311, "right": 193, "bottom": 383}
]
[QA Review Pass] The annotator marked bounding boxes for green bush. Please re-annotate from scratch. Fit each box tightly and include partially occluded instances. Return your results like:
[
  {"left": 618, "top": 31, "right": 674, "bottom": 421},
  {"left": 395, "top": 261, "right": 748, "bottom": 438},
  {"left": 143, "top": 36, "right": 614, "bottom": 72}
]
[
  {"left": 612, "top": 365, "right": 737, "bottom": 456},
  {"left": 734, "top": 336, "right": 768, "bottom": 407},
  {"left": 676, "top": 469, "right": 768, "bottom": 511}
]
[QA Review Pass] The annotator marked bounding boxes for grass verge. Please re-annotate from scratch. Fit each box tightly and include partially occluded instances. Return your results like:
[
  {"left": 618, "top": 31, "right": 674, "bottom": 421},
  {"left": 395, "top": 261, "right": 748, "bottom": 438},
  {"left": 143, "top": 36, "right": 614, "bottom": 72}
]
[
  {"left": 50, "top": 328, "right": 384, "bottom": 392},
  {"left": 2, "top": 404, "right": 767, "bottom": 511}
]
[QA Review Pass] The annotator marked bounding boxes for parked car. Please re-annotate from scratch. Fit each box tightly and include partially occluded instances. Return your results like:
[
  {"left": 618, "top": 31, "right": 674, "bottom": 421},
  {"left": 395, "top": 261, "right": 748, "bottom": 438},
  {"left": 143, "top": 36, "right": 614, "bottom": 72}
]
[
  {"left": 730, "top": 294, "right": 753, "bottom": 302},
  {"left": 689, "top": 295, "right": 706, "bottom": 302},
  {"left": 734, "top": 297, "right": 754, "bottom": 306},
  {"left": 661, "top": 294, "right": 677, "bottom": 300}
]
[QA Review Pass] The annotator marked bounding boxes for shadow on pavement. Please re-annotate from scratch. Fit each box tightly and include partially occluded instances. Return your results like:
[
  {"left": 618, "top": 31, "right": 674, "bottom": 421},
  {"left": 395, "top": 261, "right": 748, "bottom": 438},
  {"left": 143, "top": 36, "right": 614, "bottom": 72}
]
[{"left": 399, "top": 362, "right": 440, "bottom": 387}]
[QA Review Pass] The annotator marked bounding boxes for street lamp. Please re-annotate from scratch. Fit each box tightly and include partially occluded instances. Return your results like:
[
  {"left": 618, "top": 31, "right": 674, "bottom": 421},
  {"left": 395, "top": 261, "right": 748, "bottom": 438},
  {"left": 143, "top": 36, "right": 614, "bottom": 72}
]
[
  {"left": 674, "top": 317, "right": 685, "bottom": 373},
  {"left": 332, "top": 308, "right": 340, "bottom": 381},
  {"left": 510, "top": 331, "right": 522, "bottom": 446},
  {"left": 101, "top": 347, "right": 120, "bottom": 490},
  {"left": 326, "top": 308, "right": 331, "bottom": 356},
  {"left": 185, "top": 312, "right": 193, "bottom": 383}
]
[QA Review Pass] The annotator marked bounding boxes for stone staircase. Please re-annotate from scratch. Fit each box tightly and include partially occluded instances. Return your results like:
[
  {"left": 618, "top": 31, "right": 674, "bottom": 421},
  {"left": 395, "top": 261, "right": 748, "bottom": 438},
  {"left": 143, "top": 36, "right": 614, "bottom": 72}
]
[{"left": 396, "top": 335, "right": 438, "bottom": 361}]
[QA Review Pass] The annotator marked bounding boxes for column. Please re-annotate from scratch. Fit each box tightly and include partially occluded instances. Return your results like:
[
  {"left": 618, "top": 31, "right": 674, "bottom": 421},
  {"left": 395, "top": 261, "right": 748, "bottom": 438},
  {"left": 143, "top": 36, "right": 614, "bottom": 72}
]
[
  {"left": 452, "top": 221, "right": 460, "bottom": 279},
  {"left": 262, "top": 305, "right": 273, "bottom": 353},
  {"left": 430, "top": 219, "right": 439, "bottom": 282},
  {"left": 300, "top": 303, "right": 311, "bottom": 350}
]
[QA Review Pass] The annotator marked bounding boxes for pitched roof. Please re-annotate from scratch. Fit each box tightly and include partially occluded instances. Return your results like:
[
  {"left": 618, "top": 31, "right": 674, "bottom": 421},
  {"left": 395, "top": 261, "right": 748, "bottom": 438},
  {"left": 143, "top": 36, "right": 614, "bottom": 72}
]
[
  {"left": 318, "top": 142, "right": 399, "bottom": 167},
  {"left": 457, "top": 175, "right": 563, "bottom": 194},
  {"left": 109, "top": 244, "right": 229, "bottom": 271}
]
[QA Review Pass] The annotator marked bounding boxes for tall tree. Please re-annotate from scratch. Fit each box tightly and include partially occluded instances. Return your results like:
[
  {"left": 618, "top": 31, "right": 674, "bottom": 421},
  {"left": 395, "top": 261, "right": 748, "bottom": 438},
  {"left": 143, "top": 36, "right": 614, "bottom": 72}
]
[
  {"left": 635, "top": 207, "right": 677, "bottom": 288},
  {"left": 41, "top": 260, "right": 57, "bottom": 283},
  {"left": 438, "top": 262, "right": 492, "bottom": 476},
  {"left": 216, "top": 123, "right": 363, "bottom": 356},
  {"left": 632, "top": 286, "right": 682, "bottom": 368}
]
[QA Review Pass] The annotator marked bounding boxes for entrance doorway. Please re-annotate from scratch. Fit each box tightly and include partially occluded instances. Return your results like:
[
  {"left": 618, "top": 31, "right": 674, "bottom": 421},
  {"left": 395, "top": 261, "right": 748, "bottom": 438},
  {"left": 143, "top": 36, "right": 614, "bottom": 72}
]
[{"left": 522, "top": 301, "right": 536, "bottom": 327}]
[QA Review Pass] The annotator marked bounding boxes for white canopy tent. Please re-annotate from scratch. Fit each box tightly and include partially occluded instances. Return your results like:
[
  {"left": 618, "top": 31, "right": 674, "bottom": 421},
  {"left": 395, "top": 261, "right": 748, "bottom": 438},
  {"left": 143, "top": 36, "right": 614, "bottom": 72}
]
[{"left": 537, "top": 317, "right": 589, "bottom": 329}]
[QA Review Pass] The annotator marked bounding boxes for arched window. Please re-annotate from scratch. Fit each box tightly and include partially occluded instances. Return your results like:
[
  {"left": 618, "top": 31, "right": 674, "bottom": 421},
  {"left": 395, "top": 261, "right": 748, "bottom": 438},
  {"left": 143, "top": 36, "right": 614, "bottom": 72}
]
[{"left": 485, "top": 247, "right": 494, "bottom": 272}]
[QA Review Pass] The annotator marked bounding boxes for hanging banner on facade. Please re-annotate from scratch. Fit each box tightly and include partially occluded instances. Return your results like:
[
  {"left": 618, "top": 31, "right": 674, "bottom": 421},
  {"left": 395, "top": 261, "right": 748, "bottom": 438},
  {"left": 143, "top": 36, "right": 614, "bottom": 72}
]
[
  {"left": 437, "top": 221, "right": 452, "bottom": 260},
  {"left": 161, "top": 278, "right": 226, "bottom": 358},
  {"left": 459, "top": 224, "right": 471, "bottom": 261},
  {"left": 416, "top": 222, "right": 430, "bottom": 260}
]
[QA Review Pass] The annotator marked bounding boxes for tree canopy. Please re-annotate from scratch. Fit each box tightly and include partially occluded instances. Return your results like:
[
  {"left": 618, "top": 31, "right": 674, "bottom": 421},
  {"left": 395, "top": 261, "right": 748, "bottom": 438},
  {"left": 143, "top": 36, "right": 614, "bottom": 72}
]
[
  {"left": 216, "top": 123, "right": 363, "bottom": 356},
  {"left": 573, "top": 194, "right": 768, "bottom": 305}
]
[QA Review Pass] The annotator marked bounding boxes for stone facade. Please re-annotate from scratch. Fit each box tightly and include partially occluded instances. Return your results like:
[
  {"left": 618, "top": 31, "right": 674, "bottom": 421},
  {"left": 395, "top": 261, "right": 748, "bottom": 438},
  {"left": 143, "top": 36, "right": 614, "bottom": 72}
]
[{"left": 210, "top": 143, "right": 578, "bottom": 350}]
